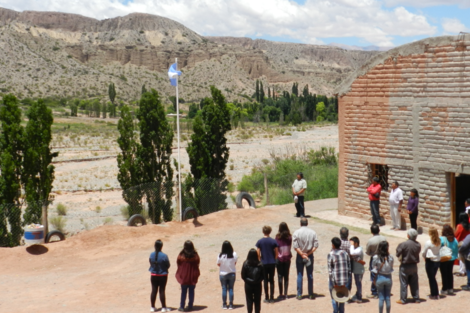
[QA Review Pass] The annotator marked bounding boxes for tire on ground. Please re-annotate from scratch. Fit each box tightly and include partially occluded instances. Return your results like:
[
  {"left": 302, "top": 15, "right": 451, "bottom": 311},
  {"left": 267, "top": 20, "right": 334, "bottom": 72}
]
[
  {"left": 127, "top": 214, "right": 147, "bottom": 227},
  {"left": 45, "top": 230, "right": 65, "bottom": 243},
  {"left": 236, "top": 192, "right": 255, "bottom": 208},
  {"left": 182, "top": 207, "right": 199, "bottom": 221}
]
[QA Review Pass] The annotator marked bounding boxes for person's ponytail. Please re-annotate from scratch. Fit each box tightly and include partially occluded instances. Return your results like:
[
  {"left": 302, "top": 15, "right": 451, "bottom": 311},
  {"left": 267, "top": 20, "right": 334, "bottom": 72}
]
[{"left": 154, "top": 240, "right": 163, "bottom": 263}]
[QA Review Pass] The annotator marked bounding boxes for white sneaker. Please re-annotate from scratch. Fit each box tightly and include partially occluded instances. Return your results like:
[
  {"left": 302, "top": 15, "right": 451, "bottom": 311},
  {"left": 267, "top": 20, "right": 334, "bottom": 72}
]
[
  {"left": 162, "top": 309, "right": 171, "bottom": 312},
  {"left": 150, "top": 308, "right": 156, "bottom": 312}
]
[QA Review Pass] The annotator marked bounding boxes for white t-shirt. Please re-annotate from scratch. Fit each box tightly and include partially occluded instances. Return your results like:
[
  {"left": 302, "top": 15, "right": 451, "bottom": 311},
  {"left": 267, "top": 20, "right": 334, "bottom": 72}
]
[
  {"left": 217, "top": 252, "right": 238, "bottom": 276},
  {"left": 389, "top": 188, "right": 403, "bottom": 206},
  {"left": 292, "top": 179, "right": 307, "bottom": 196}
]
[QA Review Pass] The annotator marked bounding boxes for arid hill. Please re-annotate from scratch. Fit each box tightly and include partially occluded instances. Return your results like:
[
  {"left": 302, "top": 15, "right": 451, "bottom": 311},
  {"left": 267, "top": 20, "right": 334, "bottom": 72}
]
[{"left": 0, "top": 7, "right": 379, "bottom": 103}]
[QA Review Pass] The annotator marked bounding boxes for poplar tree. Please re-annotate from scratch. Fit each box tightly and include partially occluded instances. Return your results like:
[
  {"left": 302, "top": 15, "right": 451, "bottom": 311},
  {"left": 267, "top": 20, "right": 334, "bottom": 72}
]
[
  {"left": 0, "top": 94, "right": 24, "bottom": 247},
  {"left": 108, "top": 83, "right": 116, "bottom": 106},
  {"left": 22, "top": 99, "right": 58, "bottom": 225},
  {"left": 255, "top": 80, "right": 260, "bottom": 102},
  {"left": 260, "top": 82, "right": 265, "bottom": 103}
]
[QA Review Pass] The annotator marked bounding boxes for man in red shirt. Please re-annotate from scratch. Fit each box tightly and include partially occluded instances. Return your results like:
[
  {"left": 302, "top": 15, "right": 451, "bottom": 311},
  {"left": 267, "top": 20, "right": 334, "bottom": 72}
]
[{"left": 367, "top": 177, "right": 382, "bottom": 225}]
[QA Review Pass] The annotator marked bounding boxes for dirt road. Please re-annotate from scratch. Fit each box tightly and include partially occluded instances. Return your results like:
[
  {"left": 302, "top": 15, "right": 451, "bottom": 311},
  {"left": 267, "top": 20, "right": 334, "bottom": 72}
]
[{"left": 1, "top": 199, "right": 468, "bottom": 313}]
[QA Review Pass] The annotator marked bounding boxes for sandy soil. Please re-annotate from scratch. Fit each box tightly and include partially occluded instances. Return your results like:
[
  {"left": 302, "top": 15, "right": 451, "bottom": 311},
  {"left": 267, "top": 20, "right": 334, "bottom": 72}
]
[{"left": 1, "top": 199, "right": 468, "bottom": 313}]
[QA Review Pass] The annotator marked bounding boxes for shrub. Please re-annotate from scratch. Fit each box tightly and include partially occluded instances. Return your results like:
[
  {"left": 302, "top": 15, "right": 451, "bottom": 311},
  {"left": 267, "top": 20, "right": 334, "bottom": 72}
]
[
  {"left": 49, "top": 216, "right": 67, "bottom": 233},
  {"left": 56, "top": 203, "right": 67, "bottom": 216},
  {"left": 120, "top": 205, "right": 130, "bottom": 220},
  {"left": 95, "top": 206, "right": 102, "bottom": 213},
  {"left": 103, "top": 217, "right": 113, "bottom": 225},
  {"left": 227, "top": 182, "right": 235, "bottom": 193}
]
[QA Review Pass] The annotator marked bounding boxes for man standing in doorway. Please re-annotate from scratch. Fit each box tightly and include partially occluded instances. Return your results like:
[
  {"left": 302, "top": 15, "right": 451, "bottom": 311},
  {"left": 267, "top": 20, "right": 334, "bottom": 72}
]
[
  {"left": 292, "top": 172, "right": 307, "bottom": 217},
  {"left": 389, "top": 181, "right": 404, "bottom": 230},
  {"left": 293, "top": 217, "right": 319, "bottom": 300},
  {"left": 367, "top": 177, "right": 382, "bottom": 225}
]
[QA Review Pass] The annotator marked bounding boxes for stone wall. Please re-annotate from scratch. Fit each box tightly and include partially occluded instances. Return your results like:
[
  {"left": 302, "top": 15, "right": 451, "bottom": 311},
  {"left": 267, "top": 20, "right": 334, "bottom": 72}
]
[{"left": 338, "top": 37, "right": 470, "bottom": 228}]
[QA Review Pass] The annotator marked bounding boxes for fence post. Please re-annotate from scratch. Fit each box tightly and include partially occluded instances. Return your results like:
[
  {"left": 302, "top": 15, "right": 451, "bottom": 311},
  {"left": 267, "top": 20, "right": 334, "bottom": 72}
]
[
  {"left": 42, "top": 202, "right": 48, "bottom": 236},
  {"left": 176, "top": 184, "right": 181, "bottom": 222},
  {"left": 264, "top": 172, "right": 269, "bottom": 206}
]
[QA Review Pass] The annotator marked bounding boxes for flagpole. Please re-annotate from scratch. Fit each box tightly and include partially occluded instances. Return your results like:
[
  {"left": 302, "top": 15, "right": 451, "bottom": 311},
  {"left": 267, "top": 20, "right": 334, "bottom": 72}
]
[{"left": 175, "top": 58, "right": 183, "bottom": 222}]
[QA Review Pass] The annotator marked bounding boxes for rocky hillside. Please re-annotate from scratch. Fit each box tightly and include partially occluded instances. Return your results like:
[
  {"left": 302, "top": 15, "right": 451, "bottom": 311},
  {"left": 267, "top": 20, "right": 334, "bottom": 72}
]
[{"left": 0, "top": 7, "right": 379, "bottom": 103}]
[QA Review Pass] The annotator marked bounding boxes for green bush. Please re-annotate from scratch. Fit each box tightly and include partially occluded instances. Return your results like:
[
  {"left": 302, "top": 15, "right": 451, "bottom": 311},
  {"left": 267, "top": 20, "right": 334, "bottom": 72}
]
[
  {"left": 56, "top": 203, "right": 67, "bottom": 216},
  {"left": 50, "top": 216, "right": 67, "bottom": 233}
]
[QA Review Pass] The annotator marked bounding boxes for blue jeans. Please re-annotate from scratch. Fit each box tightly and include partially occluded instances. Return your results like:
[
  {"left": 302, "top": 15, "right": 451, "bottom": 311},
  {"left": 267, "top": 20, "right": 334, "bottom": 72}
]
[
  {"left": 369, "top": 258, "right": 377, "bottom": 296},
  {"left": 376, "top": 274, "right": 392, "bottom": 313},
  {"left": 370, "top": 200, "right": 381, "bottom": 225},
  {"left": 466, "top": 260, "right": 470, "bottom": 287},
  {"left": 180, "top": 285, "right": 195, "bottom": 309},
  {"left": 220, "top": 273, "right": 236, "bottom": 305},
  {"left": 329, "top": 280, "right": 345, "bottom": 313},
  {"left": 296, "top": 254, "right": 314, "bottom": 296},
  {"left": 353, "top": 274, "right": 363, "bottom": 300}
]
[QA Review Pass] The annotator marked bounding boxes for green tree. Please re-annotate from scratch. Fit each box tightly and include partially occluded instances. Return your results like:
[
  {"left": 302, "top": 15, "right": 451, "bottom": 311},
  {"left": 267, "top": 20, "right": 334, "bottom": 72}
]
[
  {"left": 102, "top": 102, "right": 107, "bottom": 118},
  {"left": 260, "top": 82, "right": 265, "bottom": 103},
  {"left": 141, "top": 84, "right": 147, "bottom": 95},
  {"left": 185, "top": 87, "right": 231, "bottom": 214},
  {"left": 22, "top": 99, "right": 58, "bottom": 225},
  {"left": 0, "top": 94, "right": 24, "bottom": 247},
  {"left": 255, "top": 80, "right": 260, "bottom": 102},
  {"left": 137, "top": 90, "right": 175, "bottom": 223},
  {"left": 117, "top": 105, "right": 143, "bottom": 216},
  {"left": 292, "top": 82, "right": 299, "bottom": 96},
  {"left": 316, "top": 102, "right": 326, "bottom": 122},
  {"left": 108, "top": 83, "right": 116, "bottom": 106}
]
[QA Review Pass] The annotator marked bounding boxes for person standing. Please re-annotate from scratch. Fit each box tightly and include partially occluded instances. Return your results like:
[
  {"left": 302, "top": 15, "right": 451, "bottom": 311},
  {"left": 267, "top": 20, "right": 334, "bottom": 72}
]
[
  {"left": 372, "top": 241, "right": 394, "bottom": 313},
  {"left": 349, "top": 236, "right": 365, "bottom": 303},
  {"left": 176, "top": 240, "right": 200, "bottom": 312},
  {"left": 458, "top": 233, "right": 470, "bottom": 291},
  {"left": 388, "top": 181, "right": 404, "bottom": 230},
  {"left": 328, "top": 237, "right": 351, "bottom": 313},
  {"left": 255, "top": 226, "right": 278, "bottom": 303},
  {"left": 422, "top": 227, "right": 441, "bottom": 299},
  {"left": 339, "top": 227, "right": 352, "bottom": 291},
  {"left": 149, "top": 240, "right": 171, "bottom": 313},
  {"left": 396, "top": 229, "right": 421, "bottom": 304},
  {"left": 292, "top": 172, "right": 307, "bottom": 217},
  {"left": 367, "top": 177, "right": 382, "bottom": 225},
  {"left": 439, "top": 225, "right": 459, "bottom": 295},
  {"left": 241, "top": 249, "right": 264, "bottom": 313},
  {"left": 366, "top": 224, "right": 387, "bottom": 299},
  {"left": 217, "top": 241, "right": 238, "bottom": 310},
  {"left": 292, "top": 217, "right": 319, "bottom": 300},
  {"left": 275, "top": 222, "right": 292, "bottom": 300},
  {"left": 406, "top": 189, "right": 419, "bottom": 230},
  {"left": 455, "top": 212, "right": 470, "bottom": 277}
]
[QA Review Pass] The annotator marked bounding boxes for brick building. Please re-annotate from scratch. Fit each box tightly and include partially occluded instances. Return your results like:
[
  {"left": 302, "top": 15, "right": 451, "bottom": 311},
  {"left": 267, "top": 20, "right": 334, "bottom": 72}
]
[{"left": 336, "top": 35, "right": 470, "bottom": 229}]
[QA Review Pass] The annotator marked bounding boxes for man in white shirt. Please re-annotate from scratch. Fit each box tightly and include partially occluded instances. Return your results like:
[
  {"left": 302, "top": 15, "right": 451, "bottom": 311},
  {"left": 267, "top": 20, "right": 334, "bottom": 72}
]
[
  {"left": 388, "top": 181, "right": 403, "bottom": 230},
  {"left": 292, "top": 172, "right": 307, "bottom": 217}
]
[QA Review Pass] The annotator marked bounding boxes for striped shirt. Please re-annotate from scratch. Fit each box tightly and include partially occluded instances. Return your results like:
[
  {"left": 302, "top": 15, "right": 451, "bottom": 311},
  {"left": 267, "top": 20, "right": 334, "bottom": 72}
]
[{"left": 328, "top": 249, "right": 351, "bottom": 286}]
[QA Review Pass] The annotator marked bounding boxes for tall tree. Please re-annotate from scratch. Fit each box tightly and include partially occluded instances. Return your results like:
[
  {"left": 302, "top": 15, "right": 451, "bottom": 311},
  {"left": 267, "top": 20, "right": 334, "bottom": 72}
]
[
  {"left": 102, "top": 102, "right": 107, "bottom": 119},
  {"left": 185, "top": 87, "right": 231, "bottom": 214},
  {"left": 108, "top": 83, "right": 116, "bottom": 106},
  {"left": 137, "top": 89, "right": 174, "bottom": 223},
  {"left": 255, "top": 80, "right": 260, "bottom": 102},
  {"left": 22, "top": 99, "right": 58, "bottom": 225},
  {"left": 259, "top": 82, "right": 265, "bottom": 103},
  {"left": 141, "top": 84, "right": 147, "bottom": 95},
  {"left": 117, "top": 105, "right": 143, "bottom": 216},
  {"left": 268, "top": 87, "right": 271, "bottom": 99},
  {"left": 0, "top": 94, "right": 24, "bottom": 247}
]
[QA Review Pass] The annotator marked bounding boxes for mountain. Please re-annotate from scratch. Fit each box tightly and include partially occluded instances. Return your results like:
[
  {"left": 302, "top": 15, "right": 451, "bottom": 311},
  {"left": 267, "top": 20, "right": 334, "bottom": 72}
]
[
  {"left": 0, "top": 7, "right": 380, "bottom": 103},
  {"left": 328, "top": 43, "right": 392, "bottom": 52}
]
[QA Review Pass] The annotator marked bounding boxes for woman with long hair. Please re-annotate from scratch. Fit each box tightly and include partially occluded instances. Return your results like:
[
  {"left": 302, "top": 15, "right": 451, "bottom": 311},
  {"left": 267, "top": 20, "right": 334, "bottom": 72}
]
[
  {"left": 406, "top": 189, "right": 419, "bottom": 230},
  {"left": 176, "top": 240, "right": 200, "bottom": 312},
  {"left": 372, "top": 241, "right": 394, "bottom": 313},
  {"left": 422, "top": 228, "right": 441, "bottom": 299},
  {"left": 149, "top": 240, "right": 171, "bottom": 312},
  {"left": 455, "top": 212, "right": 470, "bottom": 277},
  {"left": 241, "top": 249, "right": 264, "bottom": 313},
  {"left": 217, "top": 241, "right": 238, "bottom": 309},
  {"left": 275, "top": 222, "right": 292, "bottom": 300},
  {"left": 440, "top": 225, "right": 459, "bottom": 295}
]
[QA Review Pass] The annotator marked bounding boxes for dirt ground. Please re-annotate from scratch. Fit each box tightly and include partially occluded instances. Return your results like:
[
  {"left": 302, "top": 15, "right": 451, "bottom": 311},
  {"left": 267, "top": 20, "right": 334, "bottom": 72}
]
[{"left": 1, "top": 199, "right": 468, "bottom": 313}]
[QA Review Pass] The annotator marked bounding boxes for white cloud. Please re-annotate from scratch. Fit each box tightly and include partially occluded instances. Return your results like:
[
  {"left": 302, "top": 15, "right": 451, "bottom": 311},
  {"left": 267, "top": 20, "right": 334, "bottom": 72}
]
[
  {"left": 442, "top": 18, "right": 469, "bottom": 34},
  {"left": 0, "top": 0, "right": 437, "bottom": 47},
  {"left": 383, "top": 0, "right": 470, "bottom": 8}
]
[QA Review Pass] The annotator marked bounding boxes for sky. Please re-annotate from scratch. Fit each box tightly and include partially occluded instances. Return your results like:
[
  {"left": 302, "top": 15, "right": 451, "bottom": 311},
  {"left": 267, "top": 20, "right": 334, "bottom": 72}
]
[{"left": 0, "top": 0, "right": 469, "bottom": 48}]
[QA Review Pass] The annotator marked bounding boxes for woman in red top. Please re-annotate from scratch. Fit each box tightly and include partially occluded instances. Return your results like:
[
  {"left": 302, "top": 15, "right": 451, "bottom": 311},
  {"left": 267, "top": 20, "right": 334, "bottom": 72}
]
[
  {"left": 176, "top": 240, "right": 200, "bottom": 312},
  {"left": 455, "top": 212, "right": 470, "bottom": 276}
]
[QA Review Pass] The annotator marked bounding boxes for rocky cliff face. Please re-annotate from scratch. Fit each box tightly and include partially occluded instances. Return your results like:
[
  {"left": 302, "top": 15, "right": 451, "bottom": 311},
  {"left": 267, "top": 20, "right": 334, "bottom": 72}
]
[{"left": 0, "top": 7, "right": 379, "bottom": 102}]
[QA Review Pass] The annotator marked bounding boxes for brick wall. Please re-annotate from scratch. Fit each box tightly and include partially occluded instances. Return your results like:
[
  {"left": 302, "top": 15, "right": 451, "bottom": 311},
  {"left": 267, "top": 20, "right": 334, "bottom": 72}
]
[{"left": 338, "top": 38, "right": 470, "bottom": 228}]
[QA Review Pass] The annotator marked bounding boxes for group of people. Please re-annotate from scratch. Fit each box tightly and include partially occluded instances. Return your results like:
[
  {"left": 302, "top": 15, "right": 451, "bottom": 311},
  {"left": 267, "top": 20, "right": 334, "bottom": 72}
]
[
  {"left": 367, "top": 178, "right": 420, "bottom": 230},
  {"left": 148, "top": 212, "right": 470, "bottom": 313}
]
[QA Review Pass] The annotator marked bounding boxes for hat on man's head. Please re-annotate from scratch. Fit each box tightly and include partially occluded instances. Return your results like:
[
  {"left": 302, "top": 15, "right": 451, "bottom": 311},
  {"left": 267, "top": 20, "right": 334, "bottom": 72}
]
[{"left": 332, "top": 286, "right": 350, "bottom": 303}]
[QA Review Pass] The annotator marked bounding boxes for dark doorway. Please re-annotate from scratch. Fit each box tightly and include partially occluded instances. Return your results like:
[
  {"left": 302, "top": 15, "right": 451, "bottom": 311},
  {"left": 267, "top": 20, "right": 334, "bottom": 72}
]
[{"left": 455, "top": 174, "right": 470, "bottom": 226}]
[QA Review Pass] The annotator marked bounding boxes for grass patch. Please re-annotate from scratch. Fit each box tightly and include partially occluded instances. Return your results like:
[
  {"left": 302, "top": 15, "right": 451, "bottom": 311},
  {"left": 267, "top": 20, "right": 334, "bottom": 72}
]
[
  {"left": 56, "top": 203, "right": 67, "bottom": 216},
  {"left": 50, "top": 216, "right": 67, "bottom": 233},
  {"left": 103, "top": 217, "right": 113, "bottom": 225}
]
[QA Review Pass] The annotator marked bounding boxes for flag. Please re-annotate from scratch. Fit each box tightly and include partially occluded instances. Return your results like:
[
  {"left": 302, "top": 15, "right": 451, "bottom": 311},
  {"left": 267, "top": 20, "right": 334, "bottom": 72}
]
[{"left": 168, "top": 63, "right": 181, "bottom": 86}]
